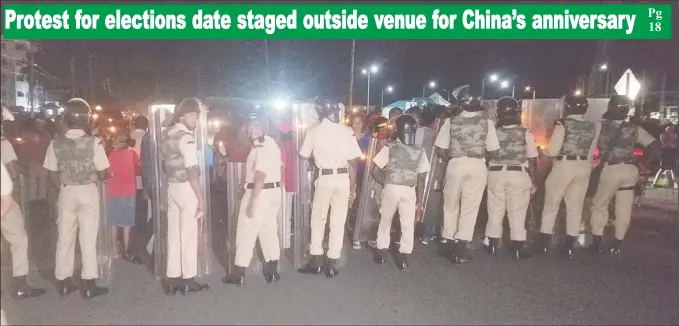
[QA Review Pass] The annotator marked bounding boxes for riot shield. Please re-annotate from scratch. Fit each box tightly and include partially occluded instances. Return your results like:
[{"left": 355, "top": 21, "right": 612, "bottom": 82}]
[
  {"left": 352, "top": 137, "right": 382, "bottom": 245},
  {"left": 421, "top": 118, "right": 447, "bottom": 231},
  {"left": 96, "top": 181, "right": 113, "bottom": 285},
  {"left": 149, "top": 102, "right": 213, "bottom": 279}
]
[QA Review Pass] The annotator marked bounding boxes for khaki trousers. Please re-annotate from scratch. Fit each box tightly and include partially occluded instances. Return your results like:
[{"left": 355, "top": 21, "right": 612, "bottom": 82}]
[
  {"left": 55, "top": 183, "right": 100, "bottom": 281},
  {"left": 376, "top": 184, "right": 416, "bottom": 254},
  {"left": 166, "top": 182, "right": 199, "bottom": 279},
  {"left": 1, "top": 204, "right": 29, "bottom": 277},
  {"left": 485, "top": 169, "right": 532, "bottom": 241},
  {"left": 590, "top": 164, "right": 638, "bottom": 240},
  {"left": 442, "top": 159, "right": 488, "bottom": 242},
  {"left": 234, "top": 188, "right": 282, "bottom": 267},
  {"left": 540, "top": 160, "right": 591, "bottom": 237},
  {"left": 310, "top": 174, "right": 350, "bottom": 259}
]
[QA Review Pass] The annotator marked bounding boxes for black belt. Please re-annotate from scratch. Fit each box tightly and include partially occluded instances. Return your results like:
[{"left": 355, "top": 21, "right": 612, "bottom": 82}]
[
  {"left": 321, "top": 168, "right": 348, "bottom": 175},
  {"left": 556, "top": 155, "right": 587, "bottom": 161},
  {"left": 245, "top": 182, "right": 281, "bottom": 189},
  {"left": 489, "top": 165, "right": 527, "bottom": 172}
]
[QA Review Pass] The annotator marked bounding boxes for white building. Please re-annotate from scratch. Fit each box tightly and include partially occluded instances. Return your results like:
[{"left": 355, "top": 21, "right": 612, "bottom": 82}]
[{"left": 1, "top": 39, "right": 44, "bottom": 112}]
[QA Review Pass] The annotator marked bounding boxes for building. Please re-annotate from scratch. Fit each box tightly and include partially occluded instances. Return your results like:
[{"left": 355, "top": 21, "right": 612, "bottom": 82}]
[{"left": 1, "top": 39, "right": 45, "bottom": 112}]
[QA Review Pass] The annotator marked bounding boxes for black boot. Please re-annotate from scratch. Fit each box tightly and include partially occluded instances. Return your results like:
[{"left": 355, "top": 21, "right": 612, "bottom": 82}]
[
  {"left": 397, "top": 253, "right": 410, "bottom": 270},
  {"left": 56, "top": 277, "right": 78, "bottom": 297},
  {"left": 452, "top": 240, "right": 473, "bottom": 264},
  {"left": 510, "top": 241, "right": 532, "bottom": 261},
  {"left": 80, "top": 279, "right": 109, "bottom": 299},
  {"left": 163, "top": 277, "right": 180, "bottom": 296},
  {"left": 485, "top": 237, "right": 500, "bottom": 256},
  {"left": 590, "top": 235, "right": 604, "bottom": 254},
  {"left": 222, "top": 266, "right": 246, "bottom": 286},
  {"left": 609, "top": 239, "right": 622, "bottom": 257},
  {"left": 264, "top": 261, "right": 281, "bottom": 284},
  {"left": 13, "top": 276, "right": 46, "bottom": 299},
  {"left": 534, "top": 233, "right": 550, "bottom": 254},
  {"left": 561, "top": 235, "right": 576, "bottom": 259},
  {"left": 374, "top": 249, "right": 388, "bottom": 265},
  {"left": 324, "top": 258, "right": 339, "bottom": 278},
  {"left": 179, "top": 278, "right": 210, "bottom": 294},
  {"left": 297, "top": 255, "right": 323, "bottom": 275}
]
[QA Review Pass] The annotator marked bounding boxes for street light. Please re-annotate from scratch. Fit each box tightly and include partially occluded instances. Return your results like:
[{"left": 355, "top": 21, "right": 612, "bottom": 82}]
[
  {"left": 500, "top": 80, "right": 516, "bottom": 98},
  {"left": 423, "top": 80, "right": 436, "bottom": 97},
  {"left": 95, "top": 105, "right": 102, "bottom": 111},
  {"left": 524, "top": 85, "right": 536, "bottom": 100},
  {"left": 381, "top": 85, "right": 394, "bottom": 108},
  {"left": 599, "top": 63, "right": 608, "bottom": 71},
  {"left": 362, "top": 64, "right": 379, "bottom": 108},
  {"left": 481, "top": 73, "right": 500, "bottom": 97},
  {"left": 574, "top": 89, "right": 582, "bottom": 96},
  {"left": 599, "top": 63, "right": 611, "bottom": 96}
]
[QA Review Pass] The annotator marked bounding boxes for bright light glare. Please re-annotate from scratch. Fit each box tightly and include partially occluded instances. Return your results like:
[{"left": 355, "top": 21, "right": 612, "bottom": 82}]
[
  {"left": 92, "top": 113, "right": 99, "bottom": 120},
  {"left": 272, "top": 99, "right": 287, "bottom": 110},
  {"left": 361, "top": 69, "right": 368, "bottom": 75},
  {"left": 574, "top": 89, "right": 582, "bottom": 96},
  {"left": 95, "top": 105, "right": 102, "bottom": 111},
  {"left": 489, "top": 74, "right": 498, "bottom": 82},
  {"left": 108, "top": 118, "right": 113, "bottom": 122},
  {"left": 599, "top": 63, "right": 608, "bottom": 71},
  {"left": 370, "top": 65, "right": 379, "bottom": 73},
  {"left": 386, "top": 86, "right": 394, "bottom": 93},
  {"left": 109, "top": 126, "right": 116, "bottom": 133},
  {"left": 525, "top": 86, "right": 531, "bottom": 92},
  {"left": 500, "top": 80, "right": 509, "bottom": 88},
  {"left": 429, "top": 81, "right": 437, "bottom": 88}
]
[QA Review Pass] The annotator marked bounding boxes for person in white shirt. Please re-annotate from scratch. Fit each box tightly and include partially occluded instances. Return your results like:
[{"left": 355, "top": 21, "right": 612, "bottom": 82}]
[
  {"left": 535, "top": 95, "right": 601, "bottom": 259},
  {"left": 434, "top": 86, "right": 500, "bottom": 264},
  {"left": 298, "top": 98, "right": 362, "bottom": 278},
  {"left": 222, "top": 111, "right": 284, "bottom": 285},
  {"left": 484, "top": 97, "right": 538, "bottom": 260}
]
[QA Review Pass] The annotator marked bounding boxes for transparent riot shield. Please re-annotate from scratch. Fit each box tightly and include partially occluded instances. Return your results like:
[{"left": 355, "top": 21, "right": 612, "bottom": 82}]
[
  {"left": 352, "top": 137, "right": 382, "bottom": 246},
  {"left": 421, "top": 118, "right": 447, "bottom": 232},
  {"left": 96, "top": 181, "right": 113, "bottom": 286},
  {"left": 149, "top": 102, "right": 213, "bottom": 279}
]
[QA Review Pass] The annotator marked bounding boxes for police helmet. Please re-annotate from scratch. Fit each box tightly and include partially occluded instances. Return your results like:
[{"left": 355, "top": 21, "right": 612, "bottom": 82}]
[
  {"left": 452, "top": 85, "right": 483, "bottom": 112},
  {"left": 173, "top": 97, "right": 202, "bottom": 120},
  {"left": 496, "top": 96, "right": 521, "bottom": 126},
  {"left": 395, "top": 114, "right": 417, "bottom": 146},
  {"left": 313, "top": 97, "right": 341, "bottom": 122},
  {"left": 564, "top": 94, "right": 589, "bottom": 116},
  {"left": 63, "top": 98, "right": 92, "bottom": 128},
  {"left": 603, "top": 95, "right": 634, "bottom": 121}
]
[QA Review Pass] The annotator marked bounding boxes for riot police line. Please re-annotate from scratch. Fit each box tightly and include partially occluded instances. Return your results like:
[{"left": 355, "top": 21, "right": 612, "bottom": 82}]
[{"left": 0, "top": 87, "right": 660, "bottom": 300}]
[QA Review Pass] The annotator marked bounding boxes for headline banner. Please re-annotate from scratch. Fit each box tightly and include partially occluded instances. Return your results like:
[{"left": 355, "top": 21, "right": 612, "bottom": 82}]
[{"left": 2, "top": 3, "right": 673, "bottom": 39}]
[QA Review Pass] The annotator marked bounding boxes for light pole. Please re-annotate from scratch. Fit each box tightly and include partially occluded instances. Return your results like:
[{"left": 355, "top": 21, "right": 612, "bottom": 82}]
[
  {"left": 362, "top": 64, "right": 379, "bottom": 108},
  {"left": 481, "top": 73, "right": 499, "bottom": 98},
  {"left": 423, "top": 80, "right": 436, "bottom": 97},
  {"left": 500, "top": 80, "right": 515, "bottom": 98},
  {"left": 381, "top": 85, "right": 394, "bottom": 108},
  {"left": 524, "top": 86, "right": 536, "bottom": 100},
  {"left": 599, "top": 63, "right": 610, "bottom": 96}
]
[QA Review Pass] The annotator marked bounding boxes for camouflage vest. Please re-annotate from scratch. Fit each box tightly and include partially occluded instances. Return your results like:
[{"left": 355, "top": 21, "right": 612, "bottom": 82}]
[
  {"left": 599, "top": 121, "right": 638, "bottom": 164},
  {"left": 447, "top": 115, "right": 488, "bottom": 159},
  {"left": 492, "top": 127, "right": 528, "bottom": 166},
  {"left": 384, "top": 141, "right": 424, "bottom": 187},
  {"left": 558, "top": 118, "right": 597, "bottom": 156},
  {"left": 53, "top": 135, "right": 98, "bottom": 185},
  {"left": 161, "top": 128, "right": 192, "bottom": 183}
]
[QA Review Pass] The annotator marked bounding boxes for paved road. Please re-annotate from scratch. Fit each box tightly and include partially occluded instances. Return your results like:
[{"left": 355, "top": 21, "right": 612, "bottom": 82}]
[{"left": 1, "top": 199, "right": 677, "bottom": 325}]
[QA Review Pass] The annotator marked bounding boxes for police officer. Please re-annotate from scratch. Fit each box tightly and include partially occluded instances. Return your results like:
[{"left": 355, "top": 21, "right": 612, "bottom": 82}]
[
  {"left": 484, "top": 97, "right": 538, "bottom": 260},
  {"left": 223, "top": 111, "right": 283, "bottom": 285},
  {"left": 536, "top": 94, "right": 600, "bottom": 259},
  {"left": 371, "top": 115, "right": 430, "bottom": 269},
  {"left": 298, "top": 98, "right": 363, "bottom": 278},
  {"left": 433, "top": 86, "right": 500, "bottom": 264},
  {"left": 43, "top": 98, "right": 110, "bottom": 299},
  {"left": 589, "top": 95, "right": 659, "bottom": 256},
  {"left": 1, "top": 107, "right": 45, "bottom": 299},
  {"left": 160, "top": 98, "right": 209, "bottom": 295}
]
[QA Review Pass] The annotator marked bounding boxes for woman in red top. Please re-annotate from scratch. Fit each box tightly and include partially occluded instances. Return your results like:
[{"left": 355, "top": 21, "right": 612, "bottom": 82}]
[{"left": 107, "top": 132, "right": 142, "bottom": 264}]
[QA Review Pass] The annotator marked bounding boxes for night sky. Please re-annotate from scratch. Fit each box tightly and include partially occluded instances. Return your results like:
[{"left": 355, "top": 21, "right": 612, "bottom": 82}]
[{"left": 35, "top": 37, "right": 678, "bottom": 109}]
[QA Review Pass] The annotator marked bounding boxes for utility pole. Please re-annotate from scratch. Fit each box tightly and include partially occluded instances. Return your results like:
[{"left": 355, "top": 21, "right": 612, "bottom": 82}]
[
  {"left": 196, "top": 64, "right": 203, "bottom": 98},
  {"left": 88, "top": 52, "right": 94, "bottom": 104},
  {"left": 348, "top": 39, "right": 356, "bottom": 109},
  {"left": 70, "top": 57, "right": 76, "bottom": 98},
  {"left": 28, "top": 45, "right": 35, "bottom": 117},
  {"left": 264, "top": 40, "right": 271, "bottom": 96}
]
